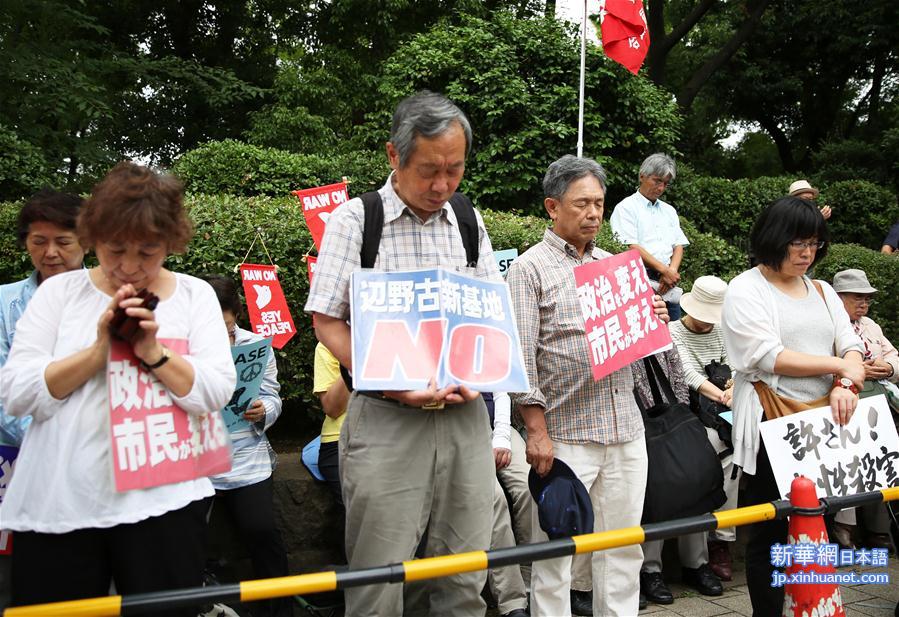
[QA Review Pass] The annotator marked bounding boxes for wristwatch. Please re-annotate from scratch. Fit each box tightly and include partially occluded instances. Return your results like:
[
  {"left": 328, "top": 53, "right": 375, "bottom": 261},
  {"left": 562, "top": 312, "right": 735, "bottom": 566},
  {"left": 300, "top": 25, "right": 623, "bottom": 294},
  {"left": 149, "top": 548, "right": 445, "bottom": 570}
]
[
  {"left": 141, "top": 346, "right": 171, "bottom": 371},
  {"left": 836, "top": 377, "right": 858, "bottom": 395}
]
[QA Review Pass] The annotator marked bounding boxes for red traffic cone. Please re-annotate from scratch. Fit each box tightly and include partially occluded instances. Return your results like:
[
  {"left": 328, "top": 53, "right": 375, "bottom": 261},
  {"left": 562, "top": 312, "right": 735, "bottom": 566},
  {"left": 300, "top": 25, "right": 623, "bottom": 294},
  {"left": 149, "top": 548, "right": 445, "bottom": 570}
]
[{"left": 783, "top": 475, "right": 844, "bottom": 617}]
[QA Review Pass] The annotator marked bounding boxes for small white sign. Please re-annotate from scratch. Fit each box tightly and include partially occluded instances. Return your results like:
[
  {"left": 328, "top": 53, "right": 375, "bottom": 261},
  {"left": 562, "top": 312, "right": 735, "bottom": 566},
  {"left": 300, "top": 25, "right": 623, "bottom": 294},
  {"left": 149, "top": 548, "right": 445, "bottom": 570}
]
[
  {"left": 494, "top": 249, "right": 518, "bottom": 279},
  {"left": 760, "top": 394, "right": 899, "bottom": 499}
]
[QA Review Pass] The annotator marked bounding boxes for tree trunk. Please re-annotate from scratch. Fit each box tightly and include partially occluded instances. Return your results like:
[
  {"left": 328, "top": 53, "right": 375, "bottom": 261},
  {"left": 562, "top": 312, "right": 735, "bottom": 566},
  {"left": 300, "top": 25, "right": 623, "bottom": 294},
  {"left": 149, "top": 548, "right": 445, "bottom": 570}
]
[
  {"left": 677, "top": 0, "right": 772, "bottom": 110},
  {"left": 757, "top": 115, "right": 797, "bottom": 173},
  {"left": 647, "top": 0, "right": 717, "bottom": 86}
]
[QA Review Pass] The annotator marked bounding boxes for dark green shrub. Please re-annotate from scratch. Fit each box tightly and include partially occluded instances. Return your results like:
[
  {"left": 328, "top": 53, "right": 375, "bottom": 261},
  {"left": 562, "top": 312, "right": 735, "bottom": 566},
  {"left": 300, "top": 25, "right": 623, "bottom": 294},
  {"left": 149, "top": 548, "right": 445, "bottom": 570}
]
[
  {"left": 678, "top": 218, "right": 748, "bottom": 289},
  {"left": 819, "top": 181, "right": 899, "bottom": 250},
  {"left": 172, "top": 140, "right": 388, "bottom": 198},
  {"left": 814, "top": 244, "right": 899, "bottom": 343}
]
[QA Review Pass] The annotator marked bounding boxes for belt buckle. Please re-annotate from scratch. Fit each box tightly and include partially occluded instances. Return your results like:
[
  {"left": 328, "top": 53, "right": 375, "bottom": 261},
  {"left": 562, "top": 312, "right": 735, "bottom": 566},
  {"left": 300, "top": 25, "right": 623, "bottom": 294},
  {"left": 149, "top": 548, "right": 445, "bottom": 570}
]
[{"left": 421, "top": 400, "right": 445, "bottom": 411}]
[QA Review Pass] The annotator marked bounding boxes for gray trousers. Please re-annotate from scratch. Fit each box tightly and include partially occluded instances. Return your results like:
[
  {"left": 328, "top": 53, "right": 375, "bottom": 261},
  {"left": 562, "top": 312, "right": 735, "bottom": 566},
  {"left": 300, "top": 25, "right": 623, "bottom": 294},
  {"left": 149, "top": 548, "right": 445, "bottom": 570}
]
[
  {"left": 340, "top": 393, "right": 494, "bottom": 617},
  {"left": 488, "top": 430, "right": 533, "bottom": 614}
]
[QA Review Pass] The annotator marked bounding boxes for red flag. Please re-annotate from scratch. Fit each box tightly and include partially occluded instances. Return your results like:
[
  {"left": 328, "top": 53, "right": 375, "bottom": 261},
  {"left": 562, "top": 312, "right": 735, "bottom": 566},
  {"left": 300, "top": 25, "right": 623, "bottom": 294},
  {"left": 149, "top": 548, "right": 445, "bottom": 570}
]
[
  {"left": 306, "top": 256, "right": 317, "bottom": 284},
  {"left": 292, "top": 182, "right": 349, "bottom": 250},
  {"left": 240, "top": 264, "right": 296, "bottom": 349},
  {"left": 595, "top": 0, "right": 650, "bottom": 75}
]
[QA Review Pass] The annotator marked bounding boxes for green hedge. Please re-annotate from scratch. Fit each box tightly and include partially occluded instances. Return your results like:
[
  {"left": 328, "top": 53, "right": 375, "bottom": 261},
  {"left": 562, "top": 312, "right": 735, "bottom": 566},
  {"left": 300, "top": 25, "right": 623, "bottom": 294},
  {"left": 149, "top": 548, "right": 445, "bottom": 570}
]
[
  {"left": 172, "top": 140, "right": 389, "bottom": 198},
  {"left": 666, "top": 172, "right": 899, "bottom": 252}
]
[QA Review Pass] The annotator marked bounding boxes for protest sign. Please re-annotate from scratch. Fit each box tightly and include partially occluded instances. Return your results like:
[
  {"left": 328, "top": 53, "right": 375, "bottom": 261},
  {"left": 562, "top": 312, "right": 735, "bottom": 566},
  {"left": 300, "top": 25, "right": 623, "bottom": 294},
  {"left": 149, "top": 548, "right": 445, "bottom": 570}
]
[
  {"left": 760, "top": 394, "right": 899, "bottom": 499},
  {"left": 350, "top": 268, "right": 529, "bottom": 393},
  {"left": 293, "top": 181, "right": 349, "bottom": 250},
  {"left": 494, "top": 249, "right": 518, "bottom": 279},
  {"left": 240, "top": 264, "right": 296, "bottom": 349},
  {"left": 108, "top": 339, "right": 231, "bottom": 492},
  {"left": 573, "top": 249, "right": 672, "bottom": 381},
  {"left": 221, "top": 338, "right": 272, "bottom": 432},
  {"left": 0, "top": 444, "right": 18, "bottom": 554},
  {"left": 306, "top": 255, "right": 317, "bottom": 284}
]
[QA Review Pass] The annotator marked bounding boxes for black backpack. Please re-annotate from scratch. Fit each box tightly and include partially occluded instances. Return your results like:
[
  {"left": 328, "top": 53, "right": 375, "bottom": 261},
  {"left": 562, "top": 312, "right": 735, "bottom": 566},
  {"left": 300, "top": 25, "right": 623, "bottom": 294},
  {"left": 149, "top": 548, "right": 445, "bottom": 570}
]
[
  {"left": 339, "top": 190, "right": 481, "bottom": 390},
  {"left": 638, "top": 356, "right": 726, "bottom": 524}
]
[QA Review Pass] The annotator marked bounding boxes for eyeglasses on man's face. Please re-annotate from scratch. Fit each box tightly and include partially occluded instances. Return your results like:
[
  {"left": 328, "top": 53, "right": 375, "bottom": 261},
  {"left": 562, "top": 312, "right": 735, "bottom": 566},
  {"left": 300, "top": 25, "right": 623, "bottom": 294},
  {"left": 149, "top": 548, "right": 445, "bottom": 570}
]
[{"left": 846, "top": 294, "right": 875, "bottom": 306}]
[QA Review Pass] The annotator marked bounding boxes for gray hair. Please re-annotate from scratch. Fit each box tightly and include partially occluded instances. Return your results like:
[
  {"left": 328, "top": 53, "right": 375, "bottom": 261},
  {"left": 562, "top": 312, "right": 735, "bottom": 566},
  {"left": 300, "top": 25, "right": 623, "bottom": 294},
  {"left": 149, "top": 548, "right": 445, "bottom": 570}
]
[
  {"left": 639, "top": 153, "right": 676, "bottom": 181},
  {"left": 543, "top": 155, "right": 608, "bottom": 200},
  {"left": 389, "top": 91, "right": 473, "bottom": 167}
]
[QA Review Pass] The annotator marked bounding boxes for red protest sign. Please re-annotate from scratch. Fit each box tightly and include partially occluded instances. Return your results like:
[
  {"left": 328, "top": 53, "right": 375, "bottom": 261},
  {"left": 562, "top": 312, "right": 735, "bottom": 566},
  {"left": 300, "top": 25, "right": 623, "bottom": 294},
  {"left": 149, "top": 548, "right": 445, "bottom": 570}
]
[
  {"left": 306, "top": 256, "right": 317, "bottom": 284},
  {"left": 573, "top": 249, "right": 672, "bottom": 381},
  {"left": 240, "top": 264, "right": 296, "bottom": 348},
  {"left": 293, "top": 181, "right": 349, "bottom": 250},
  {"left": 109, "top": 338, "right": 231, "bottom": 492}
]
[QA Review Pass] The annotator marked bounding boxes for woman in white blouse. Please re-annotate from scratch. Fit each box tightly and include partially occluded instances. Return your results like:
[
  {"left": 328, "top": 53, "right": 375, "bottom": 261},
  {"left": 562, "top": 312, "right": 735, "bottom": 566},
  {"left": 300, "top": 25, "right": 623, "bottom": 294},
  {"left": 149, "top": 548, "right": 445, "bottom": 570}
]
[
  {"left": 721, "top": 196, "right": 864, "bottom": 617},
  {"left": 0, "top": 163, "right": 235, "bottom": 613}
]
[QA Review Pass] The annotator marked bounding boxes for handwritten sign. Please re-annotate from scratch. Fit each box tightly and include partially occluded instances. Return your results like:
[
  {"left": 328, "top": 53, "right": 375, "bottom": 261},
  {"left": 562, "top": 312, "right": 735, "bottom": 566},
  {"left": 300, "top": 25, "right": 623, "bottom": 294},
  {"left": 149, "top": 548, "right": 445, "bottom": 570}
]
[
  {"left": 760, "top": 395, "right": 899, "bottom": 499},
  {"left": 109, "top": 339, "right": 231, "bottom": 492},
  {"left": 293, "top": 181, "right": 349, "bottom": 250},
  {"left": 0, "top": 444, "right": 18, "bottom": 554},
  {"left": 221, "top": 338, "right": 272, "bottom": 432},
  {"left": 350, "top": 268, "right": 529, "bottom": 393},
  {"left": 573, "top": 249, "right": 672, "bottom": 381},
  {"left": 240, "top": 264, "right": 296, "bottom": 349}
]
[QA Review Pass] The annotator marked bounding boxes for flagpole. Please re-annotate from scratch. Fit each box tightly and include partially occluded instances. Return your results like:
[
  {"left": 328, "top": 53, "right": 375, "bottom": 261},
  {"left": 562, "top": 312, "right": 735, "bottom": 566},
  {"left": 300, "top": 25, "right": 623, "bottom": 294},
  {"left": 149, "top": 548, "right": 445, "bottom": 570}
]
[{"left": 577, "top": 0, "right": 587, "bottom": 158}]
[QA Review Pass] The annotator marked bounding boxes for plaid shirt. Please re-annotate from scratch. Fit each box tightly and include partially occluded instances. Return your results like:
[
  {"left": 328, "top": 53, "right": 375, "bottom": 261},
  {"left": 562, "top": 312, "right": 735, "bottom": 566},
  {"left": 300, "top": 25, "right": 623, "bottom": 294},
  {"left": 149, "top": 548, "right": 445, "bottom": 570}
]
[
  {"left": 507, "top": 228, "right": 643, "bottom": 445},
  {"left": 305, "top": 173, "right": 501, "bottom": 320}
]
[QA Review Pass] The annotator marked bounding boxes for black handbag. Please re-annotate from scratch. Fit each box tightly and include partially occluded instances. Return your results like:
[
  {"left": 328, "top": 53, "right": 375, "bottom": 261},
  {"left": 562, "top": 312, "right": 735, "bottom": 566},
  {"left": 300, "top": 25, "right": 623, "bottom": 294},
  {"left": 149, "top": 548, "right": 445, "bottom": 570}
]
[{"left": 638, "top": 356, "right": 727, "bottom": 524}]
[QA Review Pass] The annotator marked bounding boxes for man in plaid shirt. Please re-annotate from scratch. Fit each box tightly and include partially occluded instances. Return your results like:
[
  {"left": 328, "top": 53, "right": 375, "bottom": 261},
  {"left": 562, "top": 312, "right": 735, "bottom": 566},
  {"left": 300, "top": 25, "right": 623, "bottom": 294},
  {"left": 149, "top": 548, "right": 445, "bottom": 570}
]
[
  {"left": 305, "top": 91, "right": 500, "bottom": 617},
  {"left": 507, "top": 155, "right": 669, "bottom": 617}
]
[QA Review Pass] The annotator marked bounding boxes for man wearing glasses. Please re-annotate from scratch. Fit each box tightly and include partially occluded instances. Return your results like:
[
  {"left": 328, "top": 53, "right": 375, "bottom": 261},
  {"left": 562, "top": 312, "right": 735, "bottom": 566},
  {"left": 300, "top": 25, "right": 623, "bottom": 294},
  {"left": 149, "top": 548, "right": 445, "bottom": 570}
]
[{"left": 611, "top": 153, "right": 689, "bottom": 319}]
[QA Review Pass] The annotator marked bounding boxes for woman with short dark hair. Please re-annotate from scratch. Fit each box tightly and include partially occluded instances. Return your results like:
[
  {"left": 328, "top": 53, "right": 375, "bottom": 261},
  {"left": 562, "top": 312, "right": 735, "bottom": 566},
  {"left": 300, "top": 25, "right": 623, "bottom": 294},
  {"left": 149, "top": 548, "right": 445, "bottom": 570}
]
[
  {"left": 0, "top": 162, "right": 235, "bottom": 612},
  {"left": 721, "top": 196, "right": 864, "bottom": 615}
]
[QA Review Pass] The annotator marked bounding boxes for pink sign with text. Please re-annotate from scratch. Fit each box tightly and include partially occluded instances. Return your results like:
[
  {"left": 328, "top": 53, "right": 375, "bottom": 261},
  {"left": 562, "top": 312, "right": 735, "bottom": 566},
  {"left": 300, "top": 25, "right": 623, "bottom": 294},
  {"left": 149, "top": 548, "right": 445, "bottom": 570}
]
[
  {"left": 573, "top": 250, "right": 672, "bottom": 381},
  {"left": 108, "top": 338, "right": 231, "bottom": 492}
]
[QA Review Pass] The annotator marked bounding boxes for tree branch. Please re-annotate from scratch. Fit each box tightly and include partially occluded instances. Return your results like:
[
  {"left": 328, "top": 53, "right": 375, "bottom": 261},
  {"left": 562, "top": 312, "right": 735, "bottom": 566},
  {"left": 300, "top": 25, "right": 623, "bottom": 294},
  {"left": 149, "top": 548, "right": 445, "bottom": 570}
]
[
  {"left": 648, "top": 0, "right": 717, "bottom": 85},
  {"left": 677, "top": 0, "right": 773, "bottom": 109}
]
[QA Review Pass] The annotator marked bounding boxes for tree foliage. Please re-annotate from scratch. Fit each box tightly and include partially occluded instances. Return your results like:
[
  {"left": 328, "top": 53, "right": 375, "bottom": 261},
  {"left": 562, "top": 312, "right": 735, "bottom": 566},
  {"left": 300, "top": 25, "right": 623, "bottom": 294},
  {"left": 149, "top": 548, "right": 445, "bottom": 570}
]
[{"left": 355, "top": 12, "right": 681, "bottom": 212}]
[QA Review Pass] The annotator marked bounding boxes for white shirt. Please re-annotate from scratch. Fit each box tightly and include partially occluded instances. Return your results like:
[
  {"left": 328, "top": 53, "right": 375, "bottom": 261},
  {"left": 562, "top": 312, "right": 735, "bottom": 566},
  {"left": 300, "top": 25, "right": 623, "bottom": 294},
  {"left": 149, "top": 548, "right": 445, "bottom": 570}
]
[
  {"left": 720, "top": 268, "right": 862, "bottom": 475},
  {"left": 610, "top": 190, "right": 689, "bottom": 266},
  {"left": 0, "top": 270, "right": 236, "bottom": 532}
]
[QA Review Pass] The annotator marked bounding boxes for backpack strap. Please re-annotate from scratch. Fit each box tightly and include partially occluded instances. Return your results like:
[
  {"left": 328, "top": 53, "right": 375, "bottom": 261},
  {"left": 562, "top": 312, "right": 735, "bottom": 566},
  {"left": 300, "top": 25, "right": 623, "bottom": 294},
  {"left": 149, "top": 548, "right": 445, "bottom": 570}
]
[
  {"left": 359, "top": 191, "right": 385, "bottom": 269},
  {"left": 449, "top": 192, "right": 480, "bottom": 268}
]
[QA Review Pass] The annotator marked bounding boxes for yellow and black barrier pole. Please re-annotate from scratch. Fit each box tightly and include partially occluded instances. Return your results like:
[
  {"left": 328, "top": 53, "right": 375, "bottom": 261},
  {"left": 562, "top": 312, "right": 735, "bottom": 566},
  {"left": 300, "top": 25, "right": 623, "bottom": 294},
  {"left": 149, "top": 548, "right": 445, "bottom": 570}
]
[{"left": 6, "top": 486, "right": 898, "bottom": 616}]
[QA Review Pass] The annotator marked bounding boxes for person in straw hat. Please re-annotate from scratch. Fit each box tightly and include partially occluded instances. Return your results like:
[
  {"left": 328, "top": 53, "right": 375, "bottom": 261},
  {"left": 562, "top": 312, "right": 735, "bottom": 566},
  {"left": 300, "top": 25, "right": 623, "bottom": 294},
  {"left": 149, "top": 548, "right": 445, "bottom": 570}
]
[
  {"left": 789, "top": 179, "right": 831, "bottom": 220},
  {"left": 669, "top": 275, "right": 741, "bottom": 582}
]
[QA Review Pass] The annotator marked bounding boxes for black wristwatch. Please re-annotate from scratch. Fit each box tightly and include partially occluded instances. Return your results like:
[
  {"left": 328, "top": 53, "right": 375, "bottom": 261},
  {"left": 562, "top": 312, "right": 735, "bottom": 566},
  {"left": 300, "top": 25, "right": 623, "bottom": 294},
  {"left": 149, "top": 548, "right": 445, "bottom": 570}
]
[{"left": 141, "top": 346, "right": 171, "bottom": 371}]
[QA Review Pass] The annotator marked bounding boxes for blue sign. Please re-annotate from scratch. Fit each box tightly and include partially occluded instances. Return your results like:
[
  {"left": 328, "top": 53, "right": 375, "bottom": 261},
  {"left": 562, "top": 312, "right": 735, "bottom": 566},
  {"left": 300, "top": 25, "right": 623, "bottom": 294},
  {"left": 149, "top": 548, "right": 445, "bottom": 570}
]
[
  {"left": 350, "top": 268, "right": 529, "bottom": 393},
  {"left": 221, "top": 338, "right": 272, "bottom": 432},
  {"left": 0, "top": 444, "right": 19, "bottom": 504},
  {"left": 494, "top": 249, "right": 518, "bottom": 278}
]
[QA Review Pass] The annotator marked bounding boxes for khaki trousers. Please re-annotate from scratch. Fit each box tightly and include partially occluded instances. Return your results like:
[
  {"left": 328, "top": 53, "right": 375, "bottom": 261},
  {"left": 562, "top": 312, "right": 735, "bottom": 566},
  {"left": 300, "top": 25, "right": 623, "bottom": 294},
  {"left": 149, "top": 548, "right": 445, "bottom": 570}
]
[{"left": 340, "top": 393, "right": 494, "bottom": 617}]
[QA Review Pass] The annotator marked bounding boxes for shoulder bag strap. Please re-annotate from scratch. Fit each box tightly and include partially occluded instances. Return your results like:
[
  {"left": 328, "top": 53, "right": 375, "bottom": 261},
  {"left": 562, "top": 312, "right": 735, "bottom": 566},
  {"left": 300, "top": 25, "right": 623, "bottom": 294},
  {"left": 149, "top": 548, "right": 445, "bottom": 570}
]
[
  {"left": 449, "top": 192, "right": 480, "bottom": 268},
  {"left": 359, "top": 191, "right": 384, "bottom": 269}
]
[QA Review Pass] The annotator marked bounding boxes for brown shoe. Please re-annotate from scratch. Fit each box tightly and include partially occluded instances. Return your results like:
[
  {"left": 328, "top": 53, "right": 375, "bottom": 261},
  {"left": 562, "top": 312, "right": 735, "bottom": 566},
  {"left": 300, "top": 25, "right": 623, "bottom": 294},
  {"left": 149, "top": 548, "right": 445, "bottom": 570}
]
[
  {"left": 831, "top": 522, "right": 856, "bottom": 550},
  {"left": 708, "top": 540, "right": 733, "bottom": 582}
]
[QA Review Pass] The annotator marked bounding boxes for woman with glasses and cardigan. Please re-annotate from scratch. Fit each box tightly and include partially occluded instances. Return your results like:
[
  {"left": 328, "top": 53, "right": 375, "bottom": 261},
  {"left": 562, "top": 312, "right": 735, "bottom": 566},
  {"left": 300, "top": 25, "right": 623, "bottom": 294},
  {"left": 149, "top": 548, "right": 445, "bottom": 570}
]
[{"left": 721, "top": 197, "right": 865, "bottom": 616}]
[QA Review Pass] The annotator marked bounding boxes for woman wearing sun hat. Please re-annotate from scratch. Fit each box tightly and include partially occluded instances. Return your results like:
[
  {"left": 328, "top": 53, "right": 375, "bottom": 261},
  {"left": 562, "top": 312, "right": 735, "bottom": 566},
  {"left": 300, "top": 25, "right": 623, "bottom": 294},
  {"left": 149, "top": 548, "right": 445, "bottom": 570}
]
[{"left": 669, "top": 275, "right": 741, "bottom": 582}]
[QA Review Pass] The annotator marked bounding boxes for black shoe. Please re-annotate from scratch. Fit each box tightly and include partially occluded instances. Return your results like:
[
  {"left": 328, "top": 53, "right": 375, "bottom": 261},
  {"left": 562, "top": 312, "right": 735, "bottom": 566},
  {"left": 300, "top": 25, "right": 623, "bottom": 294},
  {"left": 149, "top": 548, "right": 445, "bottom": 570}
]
[
  {"left": 639, "top": 592, "right": 648, "bottom": 610},
  {"left": 640, "top": 571, "right": 674, "bottom": 605},
  {"left": 501, "top": 609, "right": 529, "bottom": 617},
  {"left": 682, "top": 563, "right": 723, "bottom": 596},
  {"left": 570, "top": 589, "right": 593, "bottom": 616}
]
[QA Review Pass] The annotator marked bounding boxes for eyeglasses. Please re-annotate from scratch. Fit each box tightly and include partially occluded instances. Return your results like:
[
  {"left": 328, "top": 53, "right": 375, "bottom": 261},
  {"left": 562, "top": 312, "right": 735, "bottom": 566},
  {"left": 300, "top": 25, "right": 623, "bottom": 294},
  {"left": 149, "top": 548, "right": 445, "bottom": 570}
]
[
  {"left": 649, "top": 176, "right": 672, "bottom": 188},
  {"left": 788, "top": 240, "right": 825, "bottom": 251},
  {"left": 848, "top": 296, "right": 875, "bottom": 306}
]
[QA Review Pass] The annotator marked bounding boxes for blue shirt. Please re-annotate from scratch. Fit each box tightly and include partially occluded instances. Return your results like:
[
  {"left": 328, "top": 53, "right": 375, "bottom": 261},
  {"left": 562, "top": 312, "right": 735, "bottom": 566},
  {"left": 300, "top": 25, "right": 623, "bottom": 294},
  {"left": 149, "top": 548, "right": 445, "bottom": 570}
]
[
  {"left": 0, "top": 272, "right": 39, "bottom": 446},
  {"left": 610, "top": 190, "right": 689, "bottom": 267}
]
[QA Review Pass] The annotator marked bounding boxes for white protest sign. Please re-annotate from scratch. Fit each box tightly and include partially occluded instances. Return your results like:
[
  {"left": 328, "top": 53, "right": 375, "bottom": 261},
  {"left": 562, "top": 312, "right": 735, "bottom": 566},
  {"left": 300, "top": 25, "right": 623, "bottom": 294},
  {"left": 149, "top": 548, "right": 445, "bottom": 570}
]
[{"left": 760, "top": 394, "right": 899, "bottom": 499}]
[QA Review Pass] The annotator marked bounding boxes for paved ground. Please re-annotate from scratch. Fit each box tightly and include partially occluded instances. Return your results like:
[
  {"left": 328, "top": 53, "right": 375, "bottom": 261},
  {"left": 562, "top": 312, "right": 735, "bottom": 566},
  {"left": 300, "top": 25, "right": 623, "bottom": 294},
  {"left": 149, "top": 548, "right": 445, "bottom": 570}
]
[{"left": 638, "top": 553, "right": 898, "bottom": 617}]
